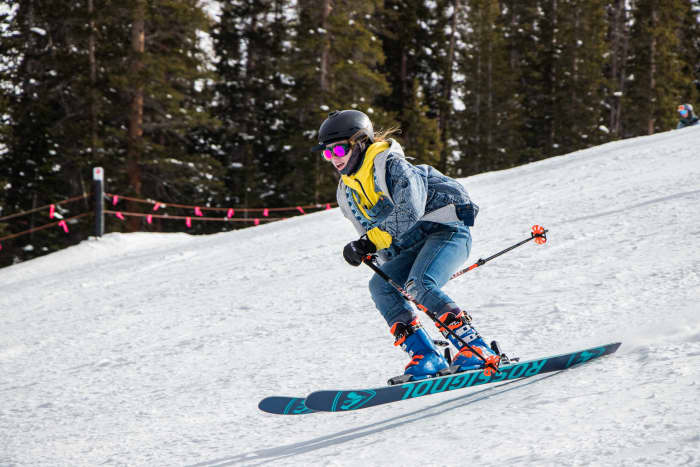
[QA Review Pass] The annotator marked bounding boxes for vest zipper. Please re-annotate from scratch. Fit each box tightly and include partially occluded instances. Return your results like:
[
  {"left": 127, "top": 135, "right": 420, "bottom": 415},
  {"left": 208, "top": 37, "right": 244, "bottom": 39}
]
[{"left": 356, "top": 179, "right": 372, "bottom": 207}]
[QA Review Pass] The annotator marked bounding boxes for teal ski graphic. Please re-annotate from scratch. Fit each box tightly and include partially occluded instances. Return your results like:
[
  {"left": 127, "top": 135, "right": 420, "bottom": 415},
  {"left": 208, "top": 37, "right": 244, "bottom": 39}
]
[
  {"left": 304, "top": 342, "right": 621, "bottom": 413},
  {"left": 334, "top": 390, "right": 376, "bottom": 411},
  {"left": 258, "top": 396, "right": 314, "bottom": 415}
]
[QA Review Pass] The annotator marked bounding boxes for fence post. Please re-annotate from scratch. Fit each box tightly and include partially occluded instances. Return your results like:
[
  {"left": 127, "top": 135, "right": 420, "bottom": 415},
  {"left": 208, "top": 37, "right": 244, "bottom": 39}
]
[{"left": 93, "top": 167, "right": 104, "bottom": 237}]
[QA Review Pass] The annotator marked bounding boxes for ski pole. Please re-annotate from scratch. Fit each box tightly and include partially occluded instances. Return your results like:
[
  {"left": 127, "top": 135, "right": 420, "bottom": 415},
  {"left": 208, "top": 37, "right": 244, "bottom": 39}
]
[
  {"left": 449, "top": 225, "right": 548, "bottom": 280},
  {"left": 362, "top": 256, "right": 501, "bottom": 375}
]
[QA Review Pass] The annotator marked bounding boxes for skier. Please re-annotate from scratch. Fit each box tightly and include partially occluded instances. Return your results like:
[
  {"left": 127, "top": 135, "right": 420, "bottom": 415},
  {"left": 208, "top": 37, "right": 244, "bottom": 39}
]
[
  {"left": 313, "top": 109, "right": 498, "bottom": 381},
  {"left": 677, "top": 103, "right": 699, "bottom": 129}
]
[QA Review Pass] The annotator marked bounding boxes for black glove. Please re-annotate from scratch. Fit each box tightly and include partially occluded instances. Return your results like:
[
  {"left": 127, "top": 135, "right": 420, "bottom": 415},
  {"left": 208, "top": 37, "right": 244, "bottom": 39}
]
[{"left": 343, "top": 237, "right": 377, "bottom": 266}]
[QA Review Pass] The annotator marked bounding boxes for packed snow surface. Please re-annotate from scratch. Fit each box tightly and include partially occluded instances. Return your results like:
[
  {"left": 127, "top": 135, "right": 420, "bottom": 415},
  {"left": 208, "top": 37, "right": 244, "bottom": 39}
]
[{"left": 2, "top": 127, "right": 699, "bottom": 466}]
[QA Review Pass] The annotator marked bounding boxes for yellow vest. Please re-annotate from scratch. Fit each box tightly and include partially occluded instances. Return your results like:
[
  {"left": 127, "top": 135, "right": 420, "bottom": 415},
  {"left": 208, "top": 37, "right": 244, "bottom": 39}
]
[{"left": 341, "top": 142, "right": 394, "bottom": 249}]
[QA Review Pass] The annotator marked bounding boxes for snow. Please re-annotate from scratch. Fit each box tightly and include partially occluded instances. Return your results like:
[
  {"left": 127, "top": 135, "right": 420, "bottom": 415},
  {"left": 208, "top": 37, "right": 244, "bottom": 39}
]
[{"left": 2, "top": 126, "right": 700, "bottom": 466}]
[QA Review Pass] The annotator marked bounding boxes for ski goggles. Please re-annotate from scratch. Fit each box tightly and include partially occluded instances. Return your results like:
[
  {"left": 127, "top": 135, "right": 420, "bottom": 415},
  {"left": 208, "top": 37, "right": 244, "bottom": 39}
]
[
  {"left": 322, "top": 141, "right": 352, "bottom": 160},
  {"left": 318, "top": 129, "right": 368, "bottom": 160},
  {"left": 678, "top": 105, "right": 689, "bottom": 117}
]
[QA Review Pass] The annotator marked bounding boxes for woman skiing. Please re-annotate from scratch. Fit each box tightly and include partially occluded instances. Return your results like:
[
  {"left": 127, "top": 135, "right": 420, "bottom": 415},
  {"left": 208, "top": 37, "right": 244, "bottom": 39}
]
[{"left": 314, "top": 109, "right": 499, "bottom": 381}]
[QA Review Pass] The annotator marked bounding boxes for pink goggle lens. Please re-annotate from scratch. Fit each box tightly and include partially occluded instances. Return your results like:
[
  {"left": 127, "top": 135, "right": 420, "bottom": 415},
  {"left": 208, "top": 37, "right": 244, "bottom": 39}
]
[{"left": 323, "top": 143, "right": 349, "bottom": 160}]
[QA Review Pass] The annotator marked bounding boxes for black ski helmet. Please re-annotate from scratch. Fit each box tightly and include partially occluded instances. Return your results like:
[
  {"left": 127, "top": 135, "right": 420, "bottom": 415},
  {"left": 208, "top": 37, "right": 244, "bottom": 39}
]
[{"left": 312, "top": 110, "right": 374, "bottom": 151}]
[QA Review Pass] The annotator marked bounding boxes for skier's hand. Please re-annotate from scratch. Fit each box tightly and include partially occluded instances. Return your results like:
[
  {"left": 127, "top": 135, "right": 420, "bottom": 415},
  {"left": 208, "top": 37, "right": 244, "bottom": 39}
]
[{"left": 343, "top": 237, "right": 377, "bottom": 266}]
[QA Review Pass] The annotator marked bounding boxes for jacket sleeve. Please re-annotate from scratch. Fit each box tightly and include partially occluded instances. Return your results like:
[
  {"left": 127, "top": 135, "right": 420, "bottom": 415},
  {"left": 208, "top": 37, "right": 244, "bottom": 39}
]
[
  {"left": 381, "top": 157, "right": 427, "bottom": 238},
  {"left": 336, "top": 182, "right": 367, "bottom": 237}
]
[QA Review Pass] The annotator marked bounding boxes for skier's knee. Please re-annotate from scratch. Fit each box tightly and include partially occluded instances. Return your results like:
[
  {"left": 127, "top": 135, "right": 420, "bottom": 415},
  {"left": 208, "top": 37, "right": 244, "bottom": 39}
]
[
  {"left": 369, "top": 274, "right": 391, "bottom": 299},
  {"left": 406, "top": 276, "right": 437, "bottom": 302}
]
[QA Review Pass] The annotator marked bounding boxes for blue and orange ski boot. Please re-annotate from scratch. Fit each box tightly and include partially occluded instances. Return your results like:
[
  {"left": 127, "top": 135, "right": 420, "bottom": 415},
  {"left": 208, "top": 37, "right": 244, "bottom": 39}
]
[
  {"left": 390, "top": 318, "right": 449, "bottom": 382},
  {"left": 436, "top": 309, "right": 500, "bottom": 375}
]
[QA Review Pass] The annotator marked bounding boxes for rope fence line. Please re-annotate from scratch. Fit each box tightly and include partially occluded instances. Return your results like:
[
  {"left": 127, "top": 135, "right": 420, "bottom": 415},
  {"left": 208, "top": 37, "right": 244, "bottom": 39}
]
[
  {"left": 105, "top": 193, "right": 336, "bottom": 213},
  {"left": 104, "top": 210, "right": 285, "bottom": 224},
  {"left": 0, "top": 212, "right": 92, "bottom": 243},
  {"left": 0, "top": 193, "right": 91, "bottom": 222},
  {"left": 1, "top": 167, "right": 336, "bottom": 253}
]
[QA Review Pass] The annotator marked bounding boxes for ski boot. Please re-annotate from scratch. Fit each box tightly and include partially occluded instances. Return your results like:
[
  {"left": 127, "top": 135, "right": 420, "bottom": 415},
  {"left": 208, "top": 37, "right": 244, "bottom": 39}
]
[
  {"left": 436, "top": 309, "right": 500, "bottom": 374},
  {"left": 390, "top": 318, "right": 449, "bottom": 382}
]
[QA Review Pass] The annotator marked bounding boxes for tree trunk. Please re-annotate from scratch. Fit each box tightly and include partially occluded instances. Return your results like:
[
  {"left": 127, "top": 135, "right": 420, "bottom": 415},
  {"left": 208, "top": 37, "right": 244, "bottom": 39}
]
[
  {"left": 609, "top": 0, "right": 621, "bottom": 134},
  {"left": 486, "top": 7, "right": 493, "bottom": 154},
  {"left": 88, "top": 0, "right": 97, "bottom": 158},
  {"left": 320, "top": 0, "right": 332, "bottom": 92},
  {"left": 401, "top": 50, "right": 408, "bottom": 99},
  {"left": 648, "top": 7, "right": 657, "bottom": 135},
  {"left": 127, "top": 0, "right": 145, "bottom": 231},
  {"left": 543, "top": 0, "right": 558, "bottom": 154},
  {"left": 438, "top": 0, "right": 460, "bottom": 172},
  {"left": 317, "top": 0, "right": 333, "bottom": 202},
  {"left": 475, "top": 41, "right": 482, "bottom": 149},
  {"left": 611, "top": 0, "right": 630, "bottom": 137},
  {"left": 616, "top": 1, "right": 629, "bottom": 137}
]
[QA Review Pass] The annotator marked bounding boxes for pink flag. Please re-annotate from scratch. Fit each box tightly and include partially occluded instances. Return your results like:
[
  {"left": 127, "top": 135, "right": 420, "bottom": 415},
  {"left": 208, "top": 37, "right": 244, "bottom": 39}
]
[
  {"left": 326, "top": 203, "right": 331, "bottom": 210},
  {"left": 49, "top": 204, "right": 55, "bottom": 219},
  {"left": 147, "top": 214, "right": 153, "bottom": 224},
  {"left": 58, "top": 220, "right": 69, "bottom": 233},
  {"left": 296, "top": 206, "right": 305, "bottom": 215},
  {"left": 112, "top": 195, "right": 119, "bottom": 206},
  {"left": 263, "top": 208, "right": 269, "bottom": 217},
  {"left": 115, "top": 212, "right": 125, "bottom": 220},
  {"left": 153, "top": 202, "right": 161, "bottom": 211},
  {"left": 254, "top": 218, "right": 260, "bottom": 226},
  {"left": 227, "top": 208, "right": 234, "bottom": 218},
  {"left": 186, "top": 217, "right": 191, "bottom": 228},
  {"left": 194, "top": 207, "right": 203, "bottom": 217}
]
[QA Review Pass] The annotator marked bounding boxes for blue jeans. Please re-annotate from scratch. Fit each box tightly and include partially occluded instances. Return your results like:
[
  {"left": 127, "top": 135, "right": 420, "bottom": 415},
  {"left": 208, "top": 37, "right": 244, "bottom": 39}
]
[{"left": 369, "top": 222, "right": 472, "bottom": 327}]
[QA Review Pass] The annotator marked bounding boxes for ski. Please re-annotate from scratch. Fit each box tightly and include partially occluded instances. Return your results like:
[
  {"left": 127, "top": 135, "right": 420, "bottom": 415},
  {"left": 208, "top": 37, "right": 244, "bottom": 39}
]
[
  {"left": 304, "top": 342, "right": 621, "bottom": 413},
  {"left": 258, "top": 396, "right": 314, "bottom": 415}
]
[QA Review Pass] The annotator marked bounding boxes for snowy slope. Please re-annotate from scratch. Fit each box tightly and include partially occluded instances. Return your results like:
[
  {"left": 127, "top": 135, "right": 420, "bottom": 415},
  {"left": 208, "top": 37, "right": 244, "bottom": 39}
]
[{"left": 1, "top": 127, "right": 699, "bottom": 466}]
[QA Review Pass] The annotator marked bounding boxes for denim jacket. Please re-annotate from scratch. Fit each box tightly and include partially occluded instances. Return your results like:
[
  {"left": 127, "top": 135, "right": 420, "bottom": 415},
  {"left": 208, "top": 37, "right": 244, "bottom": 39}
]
[{"left": 337, "top": 139, "right": 478, "bottom": 261}]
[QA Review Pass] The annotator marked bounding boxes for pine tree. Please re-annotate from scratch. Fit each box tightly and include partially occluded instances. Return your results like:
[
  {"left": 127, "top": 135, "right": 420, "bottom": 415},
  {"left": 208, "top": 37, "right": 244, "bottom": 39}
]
[
  {"left": 678, "top": 0, "right": 700, "bottom": 103},
  {"left": 605, "top": 0, "right": 632, "bottom": 138},
  {"left": 375, "top": 0, "right": 443, "bottom": 168},
  {"left": 0, "top": 0, "right": 97, "bottom": 264},
  {"left": 113, "top": 0, "right": 224, "bottom": 232},
  {"left": 455, "top": 0, "right": 524, "bottom": 175},
  {"left": 284, "top": 0, "right": 391, "bottom": 204},
  {"left": 0, "top": 0, "right": 224, "bottom": 265},
  {"left": 499, "top": 0, "right": 548, "bottom": 164},
  {"left": 624, "top": 0, "right": 687, "bottom": 135},
  {"left": 550, "top": 0, "right": 609, "bottom": 150},
  {"left": 211, "top": 0, "right": 295, "bottom": 215},
  {"left": 476, "top": 0, "right": 607, "bottom": 167}
]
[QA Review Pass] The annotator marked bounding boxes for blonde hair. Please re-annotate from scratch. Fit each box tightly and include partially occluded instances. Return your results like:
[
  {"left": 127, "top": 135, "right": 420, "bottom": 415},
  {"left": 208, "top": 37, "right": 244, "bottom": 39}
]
[{"left": 373, "top": 126, "right": 402, "bottom": 142}]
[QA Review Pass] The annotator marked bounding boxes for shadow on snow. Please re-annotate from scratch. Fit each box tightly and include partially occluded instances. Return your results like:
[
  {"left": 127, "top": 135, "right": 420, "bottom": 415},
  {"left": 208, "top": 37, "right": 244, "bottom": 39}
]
[{"left": 187, "top": 372, "right": 561, "bottom": 467}]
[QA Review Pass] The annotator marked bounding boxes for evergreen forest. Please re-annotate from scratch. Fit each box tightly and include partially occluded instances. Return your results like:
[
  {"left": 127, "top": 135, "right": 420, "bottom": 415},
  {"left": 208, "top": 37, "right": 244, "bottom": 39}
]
[{"left": 1, "top": 0, "right": 699, "bottom": 267}]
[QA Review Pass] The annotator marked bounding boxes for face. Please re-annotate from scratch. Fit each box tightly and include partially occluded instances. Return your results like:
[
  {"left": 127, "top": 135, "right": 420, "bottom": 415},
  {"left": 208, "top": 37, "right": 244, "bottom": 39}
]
[{"left": 323, "top": 141, "right": 352, "bottom": 172}]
